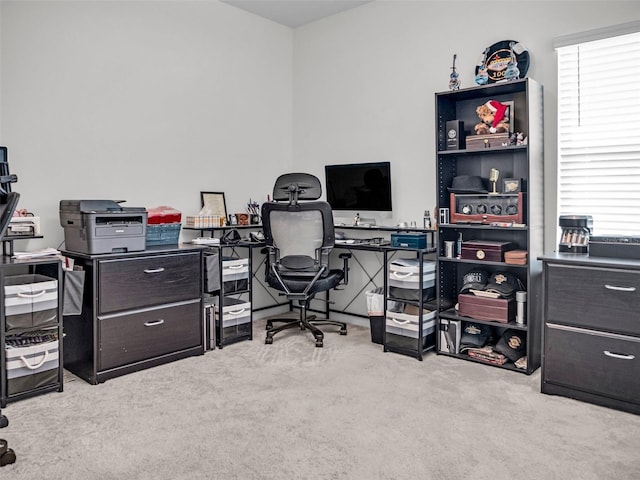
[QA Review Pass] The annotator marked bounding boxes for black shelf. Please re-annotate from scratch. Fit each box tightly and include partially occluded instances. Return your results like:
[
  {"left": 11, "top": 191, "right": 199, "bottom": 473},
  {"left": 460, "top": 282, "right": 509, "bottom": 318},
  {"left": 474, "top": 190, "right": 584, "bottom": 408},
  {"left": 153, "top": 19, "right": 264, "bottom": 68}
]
[{"left": 435, "top": 78, "right": 544, "bottom": 375}]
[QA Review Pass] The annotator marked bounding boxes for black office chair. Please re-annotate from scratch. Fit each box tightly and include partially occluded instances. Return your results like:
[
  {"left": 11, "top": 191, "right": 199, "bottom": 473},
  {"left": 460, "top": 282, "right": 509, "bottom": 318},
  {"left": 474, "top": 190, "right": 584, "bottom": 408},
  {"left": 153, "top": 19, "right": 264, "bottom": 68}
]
[{"left": 261, "top": 173, "right": 350, "bottom": 347}]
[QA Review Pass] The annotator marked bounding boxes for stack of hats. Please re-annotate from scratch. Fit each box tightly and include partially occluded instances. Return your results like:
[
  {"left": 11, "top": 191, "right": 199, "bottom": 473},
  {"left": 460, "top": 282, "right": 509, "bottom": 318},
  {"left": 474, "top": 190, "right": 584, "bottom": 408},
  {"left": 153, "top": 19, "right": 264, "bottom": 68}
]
[{"left": 459, "top": 270, "right": 523, "bottom": 299}]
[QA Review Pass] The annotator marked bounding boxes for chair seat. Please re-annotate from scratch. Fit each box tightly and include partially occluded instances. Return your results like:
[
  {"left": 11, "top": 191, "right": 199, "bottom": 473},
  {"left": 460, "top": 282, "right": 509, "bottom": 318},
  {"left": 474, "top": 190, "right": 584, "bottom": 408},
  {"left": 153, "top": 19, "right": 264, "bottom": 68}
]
[{"left": 266, "top": 269, "right": 345, "bottom": 294}]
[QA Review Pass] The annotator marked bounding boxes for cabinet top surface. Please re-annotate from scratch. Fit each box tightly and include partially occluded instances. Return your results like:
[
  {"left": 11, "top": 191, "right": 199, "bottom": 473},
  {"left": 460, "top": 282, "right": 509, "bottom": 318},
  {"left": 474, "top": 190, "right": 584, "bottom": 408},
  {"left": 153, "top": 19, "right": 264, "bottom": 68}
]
[
  {"left": 539, "top": 251, "right": 640, "bottom": 270},
  {"left": 61, "top": 244, "right": 205, "bottom": 260}
]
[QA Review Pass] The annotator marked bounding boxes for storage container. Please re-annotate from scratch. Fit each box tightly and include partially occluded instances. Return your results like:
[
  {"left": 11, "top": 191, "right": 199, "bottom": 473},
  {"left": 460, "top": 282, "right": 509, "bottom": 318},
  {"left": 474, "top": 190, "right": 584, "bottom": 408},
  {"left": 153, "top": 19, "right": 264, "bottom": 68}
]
[
  {"left": 215, "top": 298, "right": 251, "bottom": 340},
  {"left": 4, "top": 274, "right": 58, "bottom": 333},
  {"left": 460, "top": 240, "right": 515, "bottom": 262},
  {"left": 385, "top": 309, "right": 436, "bottom": 338},
  {"left": 146, "top": 223, "right": 181, "bottom": 246},
  {"left": 6, "top": 339, "right": 59, "bottom": 395},
  {"left": 457, "top": 293, "right": 515, "bottom": 323},
  {"left": 222, "top": 257, "right": 249, "bottom": 293},
  {"left": 146, "top": 206, "right": 182, "bottom": 225}
]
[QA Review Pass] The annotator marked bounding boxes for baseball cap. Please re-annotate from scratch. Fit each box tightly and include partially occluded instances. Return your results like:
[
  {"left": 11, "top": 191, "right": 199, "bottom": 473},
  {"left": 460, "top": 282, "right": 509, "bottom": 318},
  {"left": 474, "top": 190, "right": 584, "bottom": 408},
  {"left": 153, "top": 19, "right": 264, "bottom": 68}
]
[
  {"left": 447, "top": 175, "right": 488, "bottom": 193},
  {"left": 460, "top": 322, "right": 493, "bottom": 350},
  {"left": 493, "top": 329, "right": 526, "bottom": 362},
  {"left": 484, "top": 272, "right": 523, "bottom": 298},
  {"left": 459, "top": 270, "right": 489, "bottom": 294}
]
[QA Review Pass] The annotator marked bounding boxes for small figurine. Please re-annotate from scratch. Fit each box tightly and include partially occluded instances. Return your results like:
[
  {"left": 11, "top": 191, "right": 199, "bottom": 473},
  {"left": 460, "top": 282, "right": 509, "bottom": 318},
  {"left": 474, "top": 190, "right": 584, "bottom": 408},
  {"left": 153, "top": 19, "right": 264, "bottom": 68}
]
[
  {"left": 503, "top": 41, "right": 520, "bottom": 82},
  {"left": 449, "top": 54, "right": 460, "bottom": 91},
  {"left": 475, "top": 47, "right": 490, "bottom": 85}
]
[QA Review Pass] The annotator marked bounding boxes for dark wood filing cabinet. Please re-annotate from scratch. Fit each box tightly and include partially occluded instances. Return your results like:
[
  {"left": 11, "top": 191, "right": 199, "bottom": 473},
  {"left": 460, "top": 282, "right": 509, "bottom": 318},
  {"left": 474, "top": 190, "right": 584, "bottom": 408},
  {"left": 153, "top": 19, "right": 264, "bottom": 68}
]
[
  {"left": 541, "top": 253, "right": 640, "bottom": 414},
  {"left": 62, "top": 246, "right": 204, "bottom": 384}
]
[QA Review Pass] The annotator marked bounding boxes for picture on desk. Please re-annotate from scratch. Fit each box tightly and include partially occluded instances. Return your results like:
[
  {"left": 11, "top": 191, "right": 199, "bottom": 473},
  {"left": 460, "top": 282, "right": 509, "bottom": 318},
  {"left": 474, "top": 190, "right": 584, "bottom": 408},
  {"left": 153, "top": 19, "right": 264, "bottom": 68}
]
[{"left": 200, "top": 191, "right": 227, "bottom": 220}]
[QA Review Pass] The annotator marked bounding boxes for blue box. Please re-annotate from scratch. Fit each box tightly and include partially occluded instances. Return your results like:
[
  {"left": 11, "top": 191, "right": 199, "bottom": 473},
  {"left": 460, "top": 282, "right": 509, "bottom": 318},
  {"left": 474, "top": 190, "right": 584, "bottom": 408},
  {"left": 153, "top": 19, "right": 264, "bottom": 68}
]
[{"left": 390, "top": 233, "right": 427, "bottom": 249}]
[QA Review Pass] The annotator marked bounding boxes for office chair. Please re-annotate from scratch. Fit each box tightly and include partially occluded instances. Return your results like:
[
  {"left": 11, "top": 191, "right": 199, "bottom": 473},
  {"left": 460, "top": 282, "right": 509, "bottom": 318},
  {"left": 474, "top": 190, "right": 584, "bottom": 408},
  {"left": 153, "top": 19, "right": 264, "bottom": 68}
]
[{"left": 261, "top": 173, "right": 350, "bottom": 347}]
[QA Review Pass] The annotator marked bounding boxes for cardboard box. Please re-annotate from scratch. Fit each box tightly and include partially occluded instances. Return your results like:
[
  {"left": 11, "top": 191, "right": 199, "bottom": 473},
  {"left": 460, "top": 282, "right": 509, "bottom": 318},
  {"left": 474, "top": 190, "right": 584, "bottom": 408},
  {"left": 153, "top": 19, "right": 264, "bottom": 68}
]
[
  {"left": 457, "top": 293, "right": 515, "bottom": 323},
  {"left": 460, "top": 240, "right": 514, "bottom": 262}
]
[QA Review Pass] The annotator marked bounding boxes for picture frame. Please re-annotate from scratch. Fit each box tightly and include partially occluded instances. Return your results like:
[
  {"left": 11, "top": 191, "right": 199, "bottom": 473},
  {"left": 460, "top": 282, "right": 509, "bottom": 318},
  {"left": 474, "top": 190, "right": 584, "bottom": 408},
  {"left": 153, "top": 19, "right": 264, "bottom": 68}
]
[
  {"left": 200, "top": 191, "right": 227, "bottom": 219},
  {"left": 502, "top": 178, "right": 521, "bottom": 194},
  {"left": 503, "top": 100, "right": 515, "bottom": 133}
]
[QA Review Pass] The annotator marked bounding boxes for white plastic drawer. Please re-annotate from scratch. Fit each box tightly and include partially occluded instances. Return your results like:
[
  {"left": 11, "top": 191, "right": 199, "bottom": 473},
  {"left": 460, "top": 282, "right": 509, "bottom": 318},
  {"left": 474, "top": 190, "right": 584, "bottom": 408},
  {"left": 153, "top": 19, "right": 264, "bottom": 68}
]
[
  {"left": 388, "top": 272, "right": 435, "bottom": 289},
  {"left": 6, "top": 340, "right": 60, "bottom": 379},
  {"left": 389, "top": 258, "right": 436, "bottom": 275}
]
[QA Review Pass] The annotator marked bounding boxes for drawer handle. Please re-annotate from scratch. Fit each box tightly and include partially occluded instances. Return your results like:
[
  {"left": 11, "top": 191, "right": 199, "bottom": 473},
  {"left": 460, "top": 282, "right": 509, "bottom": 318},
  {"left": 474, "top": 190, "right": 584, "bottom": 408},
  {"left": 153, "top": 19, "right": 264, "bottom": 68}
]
[
  {"left": 228, "top": 308, "right": 246, "bottom": 315},
  {"left": 389, "top": 317, "right": 410, "bottom": 325},
  {"left": 391, "top": 271, "right": 414, "bottom": 279},
  {"left": 604, "top": 284, "right": 636, "bottom": 292},
  {"left": 144, "top": 319, "right": 165, "bottom": 327},
  {"left": 143, "top": 268, "right": 165, "bottom": 274},
  {"left": 603, "top": 350, "right": 635, "bottom": 360},
  {"left": 17, "top": 290, "right": 47, "bottom": 298},
  {"left": 227, "top": 264, "right": 245, "bottom": 270},
  {"left": 20, "top": 350, "right": 49, "bottom": 370}
]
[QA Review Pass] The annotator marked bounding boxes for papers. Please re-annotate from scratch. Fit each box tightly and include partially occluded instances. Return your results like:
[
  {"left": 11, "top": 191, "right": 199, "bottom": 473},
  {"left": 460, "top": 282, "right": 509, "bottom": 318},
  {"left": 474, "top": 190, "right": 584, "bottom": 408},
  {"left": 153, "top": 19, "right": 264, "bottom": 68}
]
[{"left": 12, "top": 248, "right": 61, "bottom": 260}]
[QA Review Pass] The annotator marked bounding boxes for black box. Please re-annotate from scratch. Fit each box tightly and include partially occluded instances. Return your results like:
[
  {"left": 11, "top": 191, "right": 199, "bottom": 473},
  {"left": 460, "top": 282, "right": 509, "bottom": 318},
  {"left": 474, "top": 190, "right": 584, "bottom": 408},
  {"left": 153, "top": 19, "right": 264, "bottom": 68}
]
[{"left": 446, "top": 120, "right": 464, "bottom": 150}]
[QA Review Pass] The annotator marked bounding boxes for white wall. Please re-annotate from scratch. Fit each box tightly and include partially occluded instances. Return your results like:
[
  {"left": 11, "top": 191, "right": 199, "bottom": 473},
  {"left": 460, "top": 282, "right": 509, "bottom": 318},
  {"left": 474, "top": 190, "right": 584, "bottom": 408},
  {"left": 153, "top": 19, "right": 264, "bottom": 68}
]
[
  {"left": 293, "top": 0, "right": 640, "bottom": 251},
  {"left": 0, "top": 0, "right": 293, "bottom": 249}
]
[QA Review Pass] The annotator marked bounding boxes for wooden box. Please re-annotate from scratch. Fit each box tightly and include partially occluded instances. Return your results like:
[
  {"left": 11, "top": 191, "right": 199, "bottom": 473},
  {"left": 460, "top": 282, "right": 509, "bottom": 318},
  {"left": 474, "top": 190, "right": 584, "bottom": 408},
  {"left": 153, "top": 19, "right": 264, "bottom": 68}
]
[
  {"left": 460, "top": 240, "right": 514, "bottom": 262},
  {"left": 457, "top": 293, "right": 515, "bottom": 323},
  {"left": 450, "top": 192, "right": 524, "bottom": 225},
  {"left": 465, "top": 132, "right": 510, "bottom": 151}
]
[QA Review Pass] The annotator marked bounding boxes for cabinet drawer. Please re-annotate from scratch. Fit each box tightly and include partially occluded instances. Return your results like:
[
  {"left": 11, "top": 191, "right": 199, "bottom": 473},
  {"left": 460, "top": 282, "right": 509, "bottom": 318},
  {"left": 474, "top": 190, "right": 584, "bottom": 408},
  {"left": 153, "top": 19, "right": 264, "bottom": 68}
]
[
  {"left": 544, "top": 323, "right": 640, "bottom": 405},
  {"left": 98, "top": 252, "right": 201, "bottom": 313},
  {"left": 546, "top": 263, "right": 640, "bottom": 335},
  {"left": 98, "top": 300, "right": 201, "bottom": 370}
]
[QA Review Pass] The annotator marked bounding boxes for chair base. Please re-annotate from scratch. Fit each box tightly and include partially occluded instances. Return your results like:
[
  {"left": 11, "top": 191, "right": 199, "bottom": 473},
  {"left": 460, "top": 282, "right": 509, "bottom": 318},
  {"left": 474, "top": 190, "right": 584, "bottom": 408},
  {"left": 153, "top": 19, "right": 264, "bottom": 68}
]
[{"left": 265, "top": 313, "right": 347, "bottom": 347}]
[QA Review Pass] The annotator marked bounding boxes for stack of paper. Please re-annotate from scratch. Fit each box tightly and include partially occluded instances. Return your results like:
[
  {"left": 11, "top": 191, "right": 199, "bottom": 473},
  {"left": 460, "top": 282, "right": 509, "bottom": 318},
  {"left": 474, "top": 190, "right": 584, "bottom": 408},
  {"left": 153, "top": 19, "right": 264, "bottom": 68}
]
[{"left": 12, "top": 248, "right": 61, "bottom": 260}]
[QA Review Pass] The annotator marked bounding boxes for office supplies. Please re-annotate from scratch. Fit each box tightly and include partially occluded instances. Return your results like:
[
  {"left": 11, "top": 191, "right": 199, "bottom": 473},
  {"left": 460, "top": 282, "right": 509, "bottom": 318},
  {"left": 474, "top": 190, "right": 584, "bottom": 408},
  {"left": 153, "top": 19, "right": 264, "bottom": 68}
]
[
  {"left": 59, "top": 200, "right": 147, "bottom": 254},
  {"left": 192, "top": 237, "right": 220, "bottom": 245}
]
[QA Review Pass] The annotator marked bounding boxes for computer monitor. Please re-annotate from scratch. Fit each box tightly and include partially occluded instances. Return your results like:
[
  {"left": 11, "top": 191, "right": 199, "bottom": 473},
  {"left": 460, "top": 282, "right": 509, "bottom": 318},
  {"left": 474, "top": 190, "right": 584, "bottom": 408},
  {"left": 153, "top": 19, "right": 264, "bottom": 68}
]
[{"left": 324, "top": 161, "right": 392, "bottom": 212}]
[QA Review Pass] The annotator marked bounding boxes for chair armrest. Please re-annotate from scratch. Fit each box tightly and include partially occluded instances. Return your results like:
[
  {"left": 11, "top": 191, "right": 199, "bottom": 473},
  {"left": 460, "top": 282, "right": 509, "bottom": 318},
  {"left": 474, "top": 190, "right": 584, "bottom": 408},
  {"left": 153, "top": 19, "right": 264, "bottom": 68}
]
[{"left": 338, "top": 252, "right": 351, "bottom": 285}]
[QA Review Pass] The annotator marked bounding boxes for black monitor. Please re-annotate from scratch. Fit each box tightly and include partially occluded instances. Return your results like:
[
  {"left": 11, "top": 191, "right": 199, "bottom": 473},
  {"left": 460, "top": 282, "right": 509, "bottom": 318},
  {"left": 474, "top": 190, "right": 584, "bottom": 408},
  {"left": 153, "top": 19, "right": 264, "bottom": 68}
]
[{"left": 324, "top": 161, "right": 392, "bottom": 212}]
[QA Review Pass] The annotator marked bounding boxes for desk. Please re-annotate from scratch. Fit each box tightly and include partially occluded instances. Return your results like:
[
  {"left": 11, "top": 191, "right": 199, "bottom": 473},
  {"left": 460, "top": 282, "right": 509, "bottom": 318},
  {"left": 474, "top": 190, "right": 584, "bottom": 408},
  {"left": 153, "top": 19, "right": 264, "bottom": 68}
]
[{"left": 184, "top": 224, "right": 438, "bottom": 359}]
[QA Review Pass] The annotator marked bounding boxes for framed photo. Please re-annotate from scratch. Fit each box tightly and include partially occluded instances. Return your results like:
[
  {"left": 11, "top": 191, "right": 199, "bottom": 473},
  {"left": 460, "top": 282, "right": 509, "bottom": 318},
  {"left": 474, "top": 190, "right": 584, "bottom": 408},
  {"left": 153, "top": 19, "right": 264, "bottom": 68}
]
[
  {"left": 200, "top": 191, "right": 227, "bottom": 219},
  {"left": 503, "top": 100, "right": 515, "bottom": 133},
  {"left": 502, "top": 178, "right": 521, "bottom": 193}
]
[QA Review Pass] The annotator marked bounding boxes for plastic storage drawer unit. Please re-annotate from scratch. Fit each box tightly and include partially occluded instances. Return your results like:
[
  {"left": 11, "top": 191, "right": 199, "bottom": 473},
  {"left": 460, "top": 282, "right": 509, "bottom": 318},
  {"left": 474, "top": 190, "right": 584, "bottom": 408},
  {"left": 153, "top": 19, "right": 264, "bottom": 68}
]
[
  {"left": 4, "top": 274, "right": 58, "bottom": 333},
  {"left": 222, "top": 258, "right": 249, "bottom": 294},
  {"left": 388, "top": 258, "right": 436, "bottom": 303}
]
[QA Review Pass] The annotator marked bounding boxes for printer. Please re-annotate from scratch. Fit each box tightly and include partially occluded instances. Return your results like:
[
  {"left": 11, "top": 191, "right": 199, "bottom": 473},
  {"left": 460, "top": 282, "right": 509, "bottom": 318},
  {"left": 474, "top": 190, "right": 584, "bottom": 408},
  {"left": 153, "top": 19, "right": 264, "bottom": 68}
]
[{"left": 60, "top": 200, "right": 147, "bottom": 254}]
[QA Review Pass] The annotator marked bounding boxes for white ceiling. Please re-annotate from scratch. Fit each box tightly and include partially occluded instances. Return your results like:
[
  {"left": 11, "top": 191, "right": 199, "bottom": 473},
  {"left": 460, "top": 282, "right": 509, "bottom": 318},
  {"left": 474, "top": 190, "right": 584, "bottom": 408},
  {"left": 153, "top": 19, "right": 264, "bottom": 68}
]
[{"left": 221, "top": 0, "right": 373, "bottom": 28}]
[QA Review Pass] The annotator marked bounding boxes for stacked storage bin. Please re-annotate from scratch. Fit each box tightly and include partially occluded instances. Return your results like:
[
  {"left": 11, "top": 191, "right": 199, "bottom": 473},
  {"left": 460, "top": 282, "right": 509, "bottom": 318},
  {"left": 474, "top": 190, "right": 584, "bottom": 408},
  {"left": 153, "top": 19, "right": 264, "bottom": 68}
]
[
  {"left": 146, "top": 206, "right": 182, "bottom": 246},
  {"left": 215, "top": 257, "right": 251, "bottom": 346},
  {"left": 4, "top": 274, "right": 59, "bottom": 396},
  {"left": 386, "top": 258, "right": 437, "bottom": 350}
]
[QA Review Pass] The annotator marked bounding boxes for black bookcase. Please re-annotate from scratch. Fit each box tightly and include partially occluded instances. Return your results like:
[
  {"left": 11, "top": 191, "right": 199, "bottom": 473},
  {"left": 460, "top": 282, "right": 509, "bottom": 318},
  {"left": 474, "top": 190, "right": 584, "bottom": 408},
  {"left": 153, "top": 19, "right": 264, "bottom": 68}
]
[{"left": 435, "top": 78, "right": 544, "bottom": 375}]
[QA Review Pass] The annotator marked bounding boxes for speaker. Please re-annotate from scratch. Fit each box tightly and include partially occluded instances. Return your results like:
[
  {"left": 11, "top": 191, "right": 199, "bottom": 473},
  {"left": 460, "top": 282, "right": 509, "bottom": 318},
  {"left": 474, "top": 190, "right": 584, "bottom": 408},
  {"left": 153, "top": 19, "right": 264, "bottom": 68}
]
[{"left": 446, "top": 120, "right": 464, "bottom": 150}]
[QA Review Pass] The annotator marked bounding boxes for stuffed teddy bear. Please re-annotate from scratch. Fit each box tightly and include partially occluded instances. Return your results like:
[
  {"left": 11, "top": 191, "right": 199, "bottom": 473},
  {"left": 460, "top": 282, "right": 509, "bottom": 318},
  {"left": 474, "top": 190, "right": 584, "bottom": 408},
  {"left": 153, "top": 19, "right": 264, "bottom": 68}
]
[{"left": 474, "top": 100, "right": 510, "bottom": 135}]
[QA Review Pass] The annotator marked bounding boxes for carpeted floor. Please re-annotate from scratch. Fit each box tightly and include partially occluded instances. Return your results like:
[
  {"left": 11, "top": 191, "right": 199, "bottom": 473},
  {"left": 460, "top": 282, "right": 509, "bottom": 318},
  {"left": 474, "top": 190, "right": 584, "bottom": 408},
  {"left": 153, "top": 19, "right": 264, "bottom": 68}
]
[{"left": 3, "top": 318, "right": 640, "bottom": 479}]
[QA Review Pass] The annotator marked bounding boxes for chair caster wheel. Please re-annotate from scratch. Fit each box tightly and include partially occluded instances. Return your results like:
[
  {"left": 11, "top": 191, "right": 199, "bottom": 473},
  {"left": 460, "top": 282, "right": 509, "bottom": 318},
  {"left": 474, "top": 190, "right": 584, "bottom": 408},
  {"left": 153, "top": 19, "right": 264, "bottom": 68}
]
[
  {"left": 0, "top": 448, "right": 16, "bottom": 467},
  {"left": 340, "top": 328, "right": 347, "bottom": 335},
  {"left": 315, "top": 340, "right": 323, "bottom": 347},
  {"left": 265, "top": 336, "right": 273, "bottom": 345},
  {"left": 266, "top": 321, "right": 273, "bottom": 330}
]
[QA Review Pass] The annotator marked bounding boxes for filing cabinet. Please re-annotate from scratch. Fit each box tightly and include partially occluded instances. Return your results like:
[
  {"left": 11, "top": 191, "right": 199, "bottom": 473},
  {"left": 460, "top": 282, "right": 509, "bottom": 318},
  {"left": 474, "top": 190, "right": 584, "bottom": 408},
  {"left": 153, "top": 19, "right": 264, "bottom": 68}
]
[
  {"left": 61, "top": 246, "right": 204, "bottom": 384},
  {"left": 541, "top": 253, "right": 640, "bottom": 414}
]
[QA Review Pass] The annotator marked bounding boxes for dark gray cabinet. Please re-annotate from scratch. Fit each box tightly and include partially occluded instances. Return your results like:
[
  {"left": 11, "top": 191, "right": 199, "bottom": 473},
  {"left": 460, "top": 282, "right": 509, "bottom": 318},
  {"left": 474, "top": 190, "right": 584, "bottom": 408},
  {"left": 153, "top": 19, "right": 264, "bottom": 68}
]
[
  {"left": 541, "top": 253, "right": 640, "bottom": 414},
  {"left": 62, "top": 246, "right": 204, "bottom": 384}
]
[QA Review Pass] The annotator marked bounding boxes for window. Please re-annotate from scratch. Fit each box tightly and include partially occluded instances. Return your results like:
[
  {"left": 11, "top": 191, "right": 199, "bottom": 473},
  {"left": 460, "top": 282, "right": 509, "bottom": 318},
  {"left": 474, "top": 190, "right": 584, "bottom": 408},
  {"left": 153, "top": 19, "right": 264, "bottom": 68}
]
[{"left": 555, "top": 23, "right": 640, "bottom": 235}]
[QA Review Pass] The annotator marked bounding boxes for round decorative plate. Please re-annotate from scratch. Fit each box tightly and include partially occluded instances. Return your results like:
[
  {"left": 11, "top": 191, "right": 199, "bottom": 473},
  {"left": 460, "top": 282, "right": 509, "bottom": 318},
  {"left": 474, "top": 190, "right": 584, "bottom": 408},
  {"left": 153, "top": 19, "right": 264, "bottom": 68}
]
[{"left": 475, "top": 40, "right": 530, "bottom": 83}]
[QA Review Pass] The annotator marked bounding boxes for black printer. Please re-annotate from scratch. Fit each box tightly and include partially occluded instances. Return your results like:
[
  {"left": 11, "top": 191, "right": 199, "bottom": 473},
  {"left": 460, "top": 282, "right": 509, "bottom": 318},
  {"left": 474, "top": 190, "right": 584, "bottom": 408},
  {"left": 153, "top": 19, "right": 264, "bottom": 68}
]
[{"left": 60, "top": 200, "right": 148, "bottom": 254}]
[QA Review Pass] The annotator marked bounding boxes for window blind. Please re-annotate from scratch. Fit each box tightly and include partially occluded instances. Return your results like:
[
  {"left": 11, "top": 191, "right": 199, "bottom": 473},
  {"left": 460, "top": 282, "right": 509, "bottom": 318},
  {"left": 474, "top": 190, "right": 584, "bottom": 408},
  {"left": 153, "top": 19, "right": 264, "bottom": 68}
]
[{"left": 556, "top": 30, "right": 640, "bottom": 235}]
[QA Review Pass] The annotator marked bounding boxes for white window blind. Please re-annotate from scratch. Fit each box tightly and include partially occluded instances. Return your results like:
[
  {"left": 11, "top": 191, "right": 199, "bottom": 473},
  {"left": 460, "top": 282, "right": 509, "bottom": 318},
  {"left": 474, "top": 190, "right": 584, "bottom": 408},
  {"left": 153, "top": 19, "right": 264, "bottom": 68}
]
[{"left": 556, "top": 29, "right": 640, "bottom": 236}]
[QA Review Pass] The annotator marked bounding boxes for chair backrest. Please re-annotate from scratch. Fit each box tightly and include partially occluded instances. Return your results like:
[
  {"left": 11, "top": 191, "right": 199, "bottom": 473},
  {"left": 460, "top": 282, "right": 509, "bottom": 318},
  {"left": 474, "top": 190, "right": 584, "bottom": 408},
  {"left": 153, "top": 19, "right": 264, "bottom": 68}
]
[{"left": 262, "top": 173, "right": 335, "bottom": 278}]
